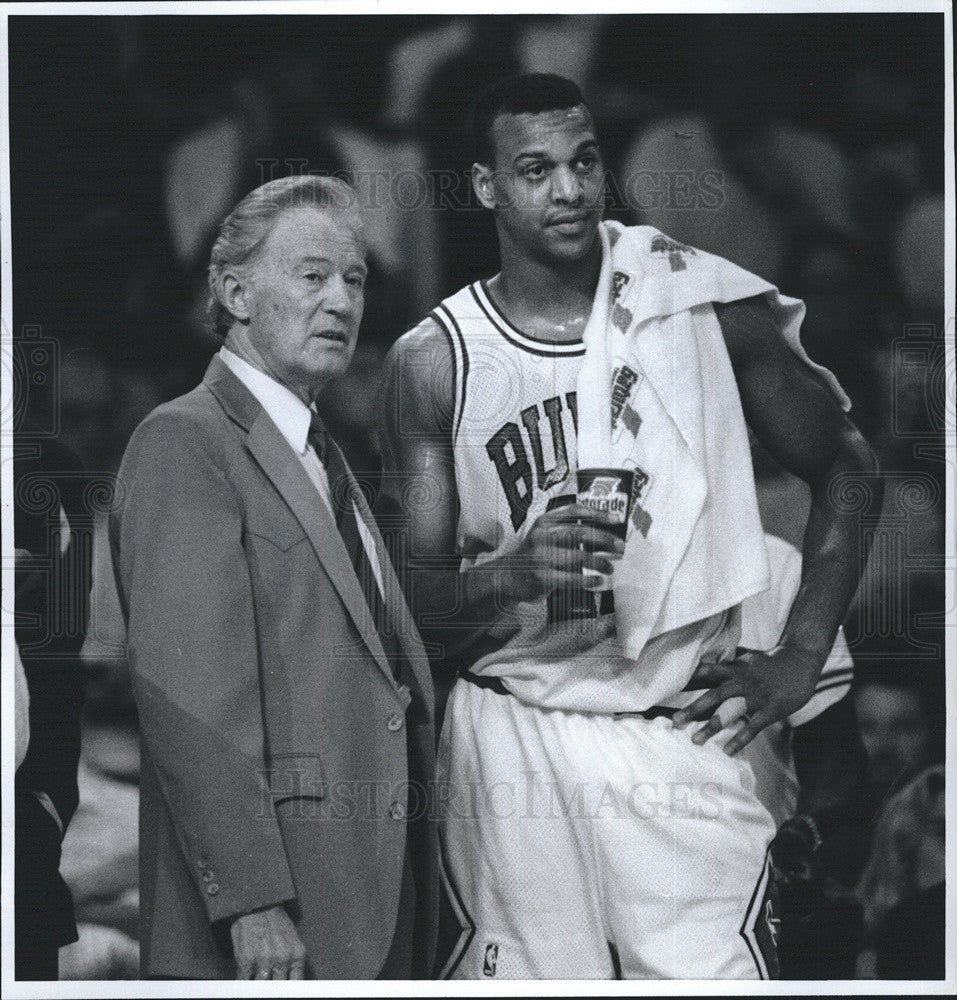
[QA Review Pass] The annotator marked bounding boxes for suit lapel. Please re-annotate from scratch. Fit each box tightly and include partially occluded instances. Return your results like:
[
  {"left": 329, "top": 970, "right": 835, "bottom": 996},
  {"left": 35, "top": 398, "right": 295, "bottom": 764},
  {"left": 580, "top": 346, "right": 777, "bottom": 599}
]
[
  {"left": 204, "top": 356, "right": 394, "bottom": 685},
  {"left": 246, "top": 414, "right": 393, "bottom": 684}
]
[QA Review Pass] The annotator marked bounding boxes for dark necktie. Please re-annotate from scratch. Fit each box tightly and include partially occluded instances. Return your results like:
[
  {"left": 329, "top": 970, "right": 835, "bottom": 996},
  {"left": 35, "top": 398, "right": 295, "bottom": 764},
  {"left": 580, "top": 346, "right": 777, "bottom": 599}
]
[{"left": 308, "top": 414, "right": 401, "bottom": 678}]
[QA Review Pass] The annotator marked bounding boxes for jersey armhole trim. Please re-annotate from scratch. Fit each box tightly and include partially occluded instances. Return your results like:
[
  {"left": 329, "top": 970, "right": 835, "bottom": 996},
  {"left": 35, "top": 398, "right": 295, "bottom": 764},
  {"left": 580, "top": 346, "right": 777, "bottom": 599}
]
[{"left": 432, "top": 304, "right": 468, "bottom": 445}]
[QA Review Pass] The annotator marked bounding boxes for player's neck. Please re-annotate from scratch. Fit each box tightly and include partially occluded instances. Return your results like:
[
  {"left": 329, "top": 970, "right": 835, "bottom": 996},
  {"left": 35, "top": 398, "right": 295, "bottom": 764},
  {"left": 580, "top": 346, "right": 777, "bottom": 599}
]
[{"left": 492, "top": 237, "right": 602, "bottom": 343}]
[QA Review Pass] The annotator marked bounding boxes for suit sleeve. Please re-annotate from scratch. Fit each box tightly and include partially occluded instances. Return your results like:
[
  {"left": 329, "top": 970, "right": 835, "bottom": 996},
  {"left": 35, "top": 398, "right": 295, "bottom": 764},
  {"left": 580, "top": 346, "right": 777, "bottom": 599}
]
[{"left": 111, "top": 411, "right": 296, "bottom": 924}]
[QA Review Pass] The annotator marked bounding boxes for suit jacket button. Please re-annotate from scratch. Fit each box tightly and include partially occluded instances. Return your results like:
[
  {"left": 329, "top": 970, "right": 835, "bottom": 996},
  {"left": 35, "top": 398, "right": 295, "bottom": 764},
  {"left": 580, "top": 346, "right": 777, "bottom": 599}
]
[
  {"left": 389, "top": 801, "right": 405, "bottom": 821},
  {"left": 202, "top": 871, "right": 214, "bottom": 883},
  {"left": 387, "top": 713, "right": 403, "bottom": 732},
  {"left": 207, "top": 882, "right": 220, "bottom": 896}
]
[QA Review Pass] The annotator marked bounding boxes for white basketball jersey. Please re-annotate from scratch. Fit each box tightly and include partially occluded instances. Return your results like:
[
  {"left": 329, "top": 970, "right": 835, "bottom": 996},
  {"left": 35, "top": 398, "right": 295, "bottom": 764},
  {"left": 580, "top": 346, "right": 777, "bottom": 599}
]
[{"left": 429, "top": 280, "right": 739, "bottom": 714}]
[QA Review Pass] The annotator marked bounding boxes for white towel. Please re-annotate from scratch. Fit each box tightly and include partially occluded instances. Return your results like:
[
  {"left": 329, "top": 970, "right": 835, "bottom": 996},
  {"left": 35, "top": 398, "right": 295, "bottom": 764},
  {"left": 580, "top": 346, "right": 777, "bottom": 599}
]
[{"left": 577, "top": 222, "right": 849, "bottom": 661}]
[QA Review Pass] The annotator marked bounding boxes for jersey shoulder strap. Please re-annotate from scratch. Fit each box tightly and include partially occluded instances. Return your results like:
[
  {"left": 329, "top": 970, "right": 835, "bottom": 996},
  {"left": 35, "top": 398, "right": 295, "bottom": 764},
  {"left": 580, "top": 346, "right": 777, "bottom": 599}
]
[{"left": 428, "top": 284, "right": 476, "bottom": 445}]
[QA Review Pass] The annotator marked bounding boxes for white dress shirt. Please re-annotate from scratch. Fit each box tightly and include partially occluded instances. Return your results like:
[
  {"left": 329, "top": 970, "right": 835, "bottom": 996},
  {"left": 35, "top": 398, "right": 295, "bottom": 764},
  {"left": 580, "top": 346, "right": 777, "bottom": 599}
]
[{"left": 219, "top": 347, "right": 385, "bottom": 596}]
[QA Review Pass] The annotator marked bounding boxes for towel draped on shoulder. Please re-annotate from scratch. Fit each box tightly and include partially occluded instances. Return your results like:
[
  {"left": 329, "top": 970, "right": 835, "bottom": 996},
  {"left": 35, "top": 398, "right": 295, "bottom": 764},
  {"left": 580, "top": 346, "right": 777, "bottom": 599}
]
[{"left": 576, "top": 221, "right": 849, "bottom": 666}]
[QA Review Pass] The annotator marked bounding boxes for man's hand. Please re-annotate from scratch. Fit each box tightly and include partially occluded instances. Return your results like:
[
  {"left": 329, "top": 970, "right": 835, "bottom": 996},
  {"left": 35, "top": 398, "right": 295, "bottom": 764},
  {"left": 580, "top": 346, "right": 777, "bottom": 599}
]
[
  {"left": 673, "top": 645, "right": 821, "bottom": 755},
  {"left": 230, "top": 905, "right": 306, "bottom": 979},
  {"left": 508, "top": 504, "right": 625, "bottom": 604}
]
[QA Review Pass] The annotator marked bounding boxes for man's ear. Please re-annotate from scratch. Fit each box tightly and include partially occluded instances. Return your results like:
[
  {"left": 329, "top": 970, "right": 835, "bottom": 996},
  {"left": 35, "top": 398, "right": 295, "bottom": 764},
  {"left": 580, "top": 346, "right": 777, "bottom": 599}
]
[
  {"left": 472, "top": 162, "right": 498, "bottom": 211},
  {"left": 221, "top": 270, "right": 252, "bottom": 324}
]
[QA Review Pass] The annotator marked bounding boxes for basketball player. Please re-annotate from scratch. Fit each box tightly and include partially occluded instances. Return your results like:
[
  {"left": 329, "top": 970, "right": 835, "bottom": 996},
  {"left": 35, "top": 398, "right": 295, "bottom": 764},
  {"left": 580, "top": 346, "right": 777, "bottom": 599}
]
[{"left": 377, "top": 74, "right": 879, "bottom": 979}]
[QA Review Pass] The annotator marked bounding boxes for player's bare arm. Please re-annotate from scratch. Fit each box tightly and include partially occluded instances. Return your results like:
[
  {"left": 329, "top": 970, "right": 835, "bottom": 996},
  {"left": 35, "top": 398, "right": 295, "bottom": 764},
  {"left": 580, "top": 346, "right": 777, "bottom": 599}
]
[
  {"left": 376, "top": 320, "right": 623, "bottom": 675},
  {"left": 674, "top": 294, "right": 882, "bottom": 754}
]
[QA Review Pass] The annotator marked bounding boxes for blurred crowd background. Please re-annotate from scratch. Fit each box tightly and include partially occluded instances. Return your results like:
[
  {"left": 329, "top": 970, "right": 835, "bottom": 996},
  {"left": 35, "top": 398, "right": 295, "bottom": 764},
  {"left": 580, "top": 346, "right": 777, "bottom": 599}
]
[{"left": 8, "top": 12, "right": 947, "bottom": 980}]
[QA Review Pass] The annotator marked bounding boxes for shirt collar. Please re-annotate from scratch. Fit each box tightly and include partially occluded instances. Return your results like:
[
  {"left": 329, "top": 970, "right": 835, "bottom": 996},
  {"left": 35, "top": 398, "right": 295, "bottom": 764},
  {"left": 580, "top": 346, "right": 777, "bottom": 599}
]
[{"left": 218, "top": 347, "right": 312, "bottom": 455}]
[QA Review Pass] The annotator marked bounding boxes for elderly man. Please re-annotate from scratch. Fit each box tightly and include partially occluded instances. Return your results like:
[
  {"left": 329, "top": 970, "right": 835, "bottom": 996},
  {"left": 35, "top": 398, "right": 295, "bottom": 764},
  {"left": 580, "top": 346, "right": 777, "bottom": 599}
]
[{"left": 110, "top": 175, "right": 437, "bottom": 980}]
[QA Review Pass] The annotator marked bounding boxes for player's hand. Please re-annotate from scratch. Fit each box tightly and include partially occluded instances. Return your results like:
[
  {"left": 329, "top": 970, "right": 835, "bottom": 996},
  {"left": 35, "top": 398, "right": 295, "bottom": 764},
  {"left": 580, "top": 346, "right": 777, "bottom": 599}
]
[
  {"left": 230, "top": 905, "right": 307, "bottom": 979},
  {"left": 673, "top": 644, "right": 822, "bottom": 755},
  {"left": 511, "top": 503, "right": 625, "bottom": 603}
]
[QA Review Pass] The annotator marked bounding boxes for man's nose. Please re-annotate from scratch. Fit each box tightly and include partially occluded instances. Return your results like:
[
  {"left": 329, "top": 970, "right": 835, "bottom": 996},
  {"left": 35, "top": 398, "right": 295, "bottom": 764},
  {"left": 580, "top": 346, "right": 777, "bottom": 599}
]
[
  {"left": 321, "top": 273, "right": 354, "bottom": 316},
  {"left": 550, "top": 165, "right": 583, "bottom": 205}
]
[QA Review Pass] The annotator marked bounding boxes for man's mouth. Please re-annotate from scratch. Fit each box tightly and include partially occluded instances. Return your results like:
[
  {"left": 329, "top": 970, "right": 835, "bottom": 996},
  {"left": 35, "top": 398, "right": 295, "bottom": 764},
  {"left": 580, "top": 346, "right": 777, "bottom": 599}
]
[
  {"left": 316, "top": 329, "right": 349, "bottom": 344},
  {"left": 548, "top": 213, "right": 591, "bottom": 232}
]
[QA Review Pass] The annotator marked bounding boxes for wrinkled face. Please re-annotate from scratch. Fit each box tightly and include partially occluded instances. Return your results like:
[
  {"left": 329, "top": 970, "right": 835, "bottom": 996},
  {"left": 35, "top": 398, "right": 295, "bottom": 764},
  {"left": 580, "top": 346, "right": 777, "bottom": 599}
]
[
  {"left": 856, "top": 684, "right": 930, "bottom": 795},
  {"left": 477, "top": 104, "right": 605, "bottom": 265},
  {"left": 244, "top": 205, "right": 366, "bottom": 399}
]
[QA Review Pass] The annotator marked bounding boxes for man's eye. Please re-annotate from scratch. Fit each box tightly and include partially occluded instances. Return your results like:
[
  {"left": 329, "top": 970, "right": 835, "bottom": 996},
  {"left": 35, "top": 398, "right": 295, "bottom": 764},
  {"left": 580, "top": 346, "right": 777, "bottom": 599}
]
[
  {"left": 304, "top": 272, "right": 322, "bottom": 282},
  {"left": 576, "top": 155, "right": 598, "bottom": 171},
  {"left": 346, "top": 274, "right": 365, "bottom": 288},
  {"left": 522, "top": 164, "right": 547, "bottom": 180}
]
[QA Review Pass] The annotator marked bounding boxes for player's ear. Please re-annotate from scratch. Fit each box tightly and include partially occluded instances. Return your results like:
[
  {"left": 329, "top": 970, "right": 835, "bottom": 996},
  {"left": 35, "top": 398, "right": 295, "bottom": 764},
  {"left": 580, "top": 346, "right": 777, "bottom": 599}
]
[
  {"left": 220, "top": 268, "right": 253, "bottom": 324},
  {"left": 472, "top": 162, "right": 498, "bottom": 211}
]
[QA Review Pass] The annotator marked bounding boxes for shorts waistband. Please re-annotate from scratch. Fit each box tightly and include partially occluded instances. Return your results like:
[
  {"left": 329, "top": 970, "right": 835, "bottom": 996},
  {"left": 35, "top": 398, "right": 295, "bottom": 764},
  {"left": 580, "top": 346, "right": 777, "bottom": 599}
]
[{"left": 458, "top": 670, "right": 678, "bottom": 722}]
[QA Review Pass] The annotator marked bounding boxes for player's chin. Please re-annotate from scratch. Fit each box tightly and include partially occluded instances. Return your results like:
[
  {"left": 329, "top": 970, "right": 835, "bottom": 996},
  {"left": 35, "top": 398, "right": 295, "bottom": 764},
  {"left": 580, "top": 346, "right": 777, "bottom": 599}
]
[{"left": 541, "top": 222, "right": 600, "bottom": 259}]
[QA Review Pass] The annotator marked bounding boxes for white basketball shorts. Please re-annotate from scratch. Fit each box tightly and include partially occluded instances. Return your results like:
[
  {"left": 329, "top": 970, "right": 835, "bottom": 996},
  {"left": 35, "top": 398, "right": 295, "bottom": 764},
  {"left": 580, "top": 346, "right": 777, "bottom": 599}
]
[{"left": 437, "top": 678, "right": 779, "bottom": 980}]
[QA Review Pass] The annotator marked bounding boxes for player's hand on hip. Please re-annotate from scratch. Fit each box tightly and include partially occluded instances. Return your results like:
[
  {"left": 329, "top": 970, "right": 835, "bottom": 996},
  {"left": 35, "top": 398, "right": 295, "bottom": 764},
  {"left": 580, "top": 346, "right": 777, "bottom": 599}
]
[
  {"left": 673, "top": 645, "right": 821, "bottom": 755},
  {"left": 513, "top": 503, "right": 625, "bottom": 601},
  {"left": 231, "top": 904, "right": 307, "bottom": 979}
]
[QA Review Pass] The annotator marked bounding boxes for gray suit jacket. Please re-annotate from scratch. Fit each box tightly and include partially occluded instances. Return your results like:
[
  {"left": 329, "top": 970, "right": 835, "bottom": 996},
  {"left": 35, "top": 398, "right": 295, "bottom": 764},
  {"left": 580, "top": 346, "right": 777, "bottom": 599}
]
[{"left": 110, "top": 356, "right": 438, "bottom": 978}]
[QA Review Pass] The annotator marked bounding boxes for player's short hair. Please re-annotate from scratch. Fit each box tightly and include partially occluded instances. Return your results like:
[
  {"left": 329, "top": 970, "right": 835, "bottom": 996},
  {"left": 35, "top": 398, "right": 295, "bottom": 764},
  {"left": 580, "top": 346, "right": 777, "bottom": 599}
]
[
  {"left": 471, "top": 73, "right": 587, "bottom": 166},
  {"left": 207, "top": 174, "right": 362, "bottom": 338}
]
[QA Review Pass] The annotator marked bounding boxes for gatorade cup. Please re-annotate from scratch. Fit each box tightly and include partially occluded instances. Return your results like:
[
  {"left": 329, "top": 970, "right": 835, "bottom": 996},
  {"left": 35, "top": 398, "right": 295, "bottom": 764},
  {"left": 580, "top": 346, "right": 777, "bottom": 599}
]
[{"left": 576, "top": 467, "right": 634, "bottom": 591}]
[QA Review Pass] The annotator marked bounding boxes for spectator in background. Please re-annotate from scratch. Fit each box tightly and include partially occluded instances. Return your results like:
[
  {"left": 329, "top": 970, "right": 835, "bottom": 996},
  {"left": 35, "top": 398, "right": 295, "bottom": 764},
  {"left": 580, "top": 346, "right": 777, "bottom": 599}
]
[
  {"left": 618, "top": 16, "right": 858, "bottom": 286},
  {"left": 161, "top": 34, "right": 441, "bottom": 349},
  {"left": 856, "top": 765, "right": 945, "bottom": 979},
  {"left": 854, "top": 661, "right": 933, "bottom": 819},
  {"left": 813, "top": 654, "right": 939, "bottom": 895},
  {"left": 14, "top": 423, "right": 92, "bottom": 979}
]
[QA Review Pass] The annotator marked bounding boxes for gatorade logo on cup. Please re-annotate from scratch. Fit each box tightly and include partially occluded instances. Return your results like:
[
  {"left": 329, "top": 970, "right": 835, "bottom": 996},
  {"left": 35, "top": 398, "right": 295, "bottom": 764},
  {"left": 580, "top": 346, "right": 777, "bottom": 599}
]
[{"left": 576, "top": 468, "right": 635, "bottom": 540}]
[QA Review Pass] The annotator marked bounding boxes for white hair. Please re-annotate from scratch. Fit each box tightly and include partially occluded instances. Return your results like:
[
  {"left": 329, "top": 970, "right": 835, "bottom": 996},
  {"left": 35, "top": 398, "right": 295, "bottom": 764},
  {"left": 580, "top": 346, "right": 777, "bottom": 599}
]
[{"left": 207, "top": 174, "right": 363, "bottom": 337}]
